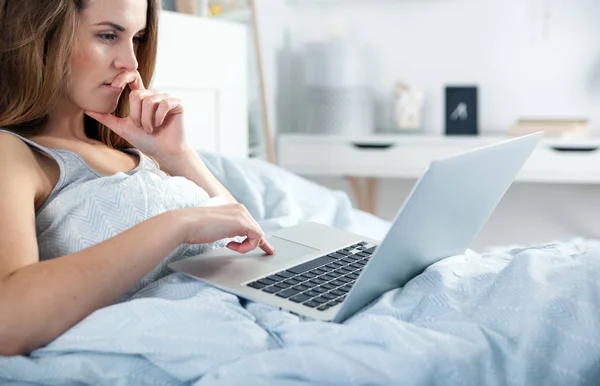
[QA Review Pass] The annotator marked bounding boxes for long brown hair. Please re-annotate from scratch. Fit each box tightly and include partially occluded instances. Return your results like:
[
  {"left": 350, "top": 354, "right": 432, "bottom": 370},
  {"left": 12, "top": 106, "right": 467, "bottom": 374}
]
[{"left": 0, "top": 0, "right": 158, "bottom": 150}]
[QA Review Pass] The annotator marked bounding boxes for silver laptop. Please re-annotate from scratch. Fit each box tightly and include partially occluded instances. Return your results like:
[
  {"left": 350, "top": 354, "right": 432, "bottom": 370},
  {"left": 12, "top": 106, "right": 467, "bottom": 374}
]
[{"left": 169, "top": 132, "right": 542, "bottom": 322}]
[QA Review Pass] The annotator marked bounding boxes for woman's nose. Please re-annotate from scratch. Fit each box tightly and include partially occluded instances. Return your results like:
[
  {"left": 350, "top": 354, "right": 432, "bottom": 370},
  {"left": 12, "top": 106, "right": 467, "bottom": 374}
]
[{"left": 114, "top": 43, "right": 138, "bottom": 71}]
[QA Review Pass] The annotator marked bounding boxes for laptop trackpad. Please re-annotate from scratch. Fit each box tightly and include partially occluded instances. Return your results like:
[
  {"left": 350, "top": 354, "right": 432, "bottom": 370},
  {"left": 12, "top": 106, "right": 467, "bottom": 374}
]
[{"left": 265, "top": 236, "right": 319, "bottom": 266}]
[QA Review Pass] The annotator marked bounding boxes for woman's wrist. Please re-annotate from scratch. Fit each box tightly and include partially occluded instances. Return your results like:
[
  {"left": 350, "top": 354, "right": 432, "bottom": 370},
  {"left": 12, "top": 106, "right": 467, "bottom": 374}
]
[
  {"left": 154, "top": 147, "right": 237, "bottom": 203},
  {"left": 154, "top": 145, "right": 198, "bottom": 176},
  {"left": 159, "top": 209, "right": 190, "bottom": 245}
]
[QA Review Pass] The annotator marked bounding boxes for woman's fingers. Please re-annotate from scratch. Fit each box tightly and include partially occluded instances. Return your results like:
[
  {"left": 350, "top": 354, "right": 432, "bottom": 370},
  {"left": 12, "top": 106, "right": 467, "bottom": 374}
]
[
  {"left": 226, "top": 239, "right": 255, "bottom": 254},
  {"left": 129, "top": 89, "right": 154, "bottom": 129},
  {"left": 141, "top": 95, "right": 164, "bottom": 134},
  {"left": 226, "top": 237, "right": 275, "bottom": 255},
  {"left": 83, "top": 111, "right": 128, "bottom": 137},
  {"left": 238, "top": 211, "right": 276, "bottom": 255},
  {"left": 155, "top": 98, "right": 183, "bottom": 127},
  {"left": 258, "top": 238, "right": 276, "bottom": 255},
  {"left": 112, "top": 71, "right": 145, "bottom": 91},
  {"left": 129, "top": 92, "right": 179, "bottom": 134}
]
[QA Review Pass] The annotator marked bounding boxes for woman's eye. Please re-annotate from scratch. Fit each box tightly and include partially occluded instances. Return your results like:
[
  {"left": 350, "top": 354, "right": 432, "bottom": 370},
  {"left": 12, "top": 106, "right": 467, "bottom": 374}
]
[{"left": 98, "top": 33, "right": 117, "bottom": 42}]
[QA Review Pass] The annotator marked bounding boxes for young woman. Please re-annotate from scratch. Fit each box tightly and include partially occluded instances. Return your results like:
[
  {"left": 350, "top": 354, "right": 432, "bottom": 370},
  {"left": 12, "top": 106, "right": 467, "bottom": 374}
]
[{"left": 0, "top": 0, "right": 275, "bottom": 356}]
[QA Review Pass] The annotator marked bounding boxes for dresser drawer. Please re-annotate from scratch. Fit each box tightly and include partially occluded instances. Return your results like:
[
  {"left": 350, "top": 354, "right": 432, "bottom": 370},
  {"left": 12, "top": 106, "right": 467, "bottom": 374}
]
[{"left": 278, "top": 134, "right": 600, "bottom": 184}]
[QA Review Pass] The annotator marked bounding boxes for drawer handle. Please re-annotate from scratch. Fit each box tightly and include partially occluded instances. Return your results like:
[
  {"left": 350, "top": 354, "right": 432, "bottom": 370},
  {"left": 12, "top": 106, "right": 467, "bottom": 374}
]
[
  {"left": 549, "top": 146, "right": 599, "bottom": 152},
  {"left": 351, "top": 142, "right": 396, "bottom": 150}
]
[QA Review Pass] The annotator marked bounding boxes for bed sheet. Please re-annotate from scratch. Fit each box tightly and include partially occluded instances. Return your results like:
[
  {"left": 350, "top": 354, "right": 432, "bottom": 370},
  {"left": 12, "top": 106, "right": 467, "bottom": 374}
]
[{"left": 1, "top": 153, "right": 599, "bottom": 386}]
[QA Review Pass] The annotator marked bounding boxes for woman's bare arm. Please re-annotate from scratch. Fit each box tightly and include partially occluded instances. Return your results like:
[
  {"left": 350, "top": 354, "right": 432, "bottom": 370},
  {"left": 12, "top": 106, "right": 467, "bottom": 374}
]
[
  {"left": 0, "top": 134, "right": 272, "bottom": 356},
  {"left": 158, "top": 146, "right": 237, "bottom": 203},
  {"left": 0, "top": 134, "right": 189, "bottom": 355}
]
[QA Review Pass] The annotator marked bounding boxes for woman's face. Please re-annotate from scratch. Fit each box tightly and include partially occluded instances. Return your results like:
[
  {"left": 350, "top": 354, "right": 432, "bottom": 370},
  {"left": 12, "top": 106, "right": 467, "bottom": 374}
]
[{"left": 68, "top": 0, "right": 148, "bottom": 114}]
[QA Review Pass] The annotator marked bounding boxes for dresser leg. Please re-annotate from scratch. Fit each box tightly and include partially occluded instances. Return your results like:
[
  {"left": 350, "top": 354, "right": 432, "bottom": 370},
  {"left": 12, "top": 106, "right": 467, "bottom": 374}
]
[{"left": 347, "top": 177, "right": 378, "bottom": 215}]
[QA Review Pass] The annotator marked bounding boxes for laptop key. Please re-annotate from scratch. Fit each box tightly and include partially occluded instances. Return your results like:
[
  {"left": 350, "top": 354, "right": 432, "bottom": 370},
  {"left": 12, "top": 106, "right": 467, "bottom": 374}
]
[
  {"left": 327, "top": 252, "right": 346, "bottom": 259},
  {"left": 292, "top": 285, "right": 309, "bottom": 292},
  {"left": 266, "top": 275, "right": 286, "bottom": 282},
  {"left": 313, "top": 297, "right": 329, "bottom": 304},
  {"left": 330, "top": 289, "right": 345, "bottom": 297},
  {"left": 248, "top": 282, "right": 266, "bottom": 289},
  {"left": 313, "top": 287, "right": 328, "bottom": 294},
  {"left": 276, "top": 288, "right": 300, "bottom": 298},
  {"left": 262, "top": 286, "right": 280, "bottom": 294},
  {"left": 287, "top": 256, "right": 336, "bottom": 274},
  {"left": 290, "top": 294, "right": 311, "bottom": 303},
  {"left": 283, "top": 279, "right": 300, "bottom": 286},
  {"left": 321, "top": 283, "right": 335, "bottom": 290},
  {"left": 303, "top": 301, "right": 320, "bottom": 308},
  {"left": 317, "top": 304, "right": 332, "bottom": 311},
  {"left": 274, "top": 282, "right": 290, "bottom": 289},
  {"left": 363, "top": 247, "right": 376, "bottom": 254},
  {"left": 278, "top": 271, "right": 296, "bottom": 278},
  {"left": 258, "top": 279, "right": 276, "bottom": 286},
  {"left": 303, "top": 281, "right": 317, "bottom": 288},
  {"left": 322, "top": 293, "right": 337, "bottom": 300},
  {"left": 336, "top": 250, "right": 351, "bottom": 256},
  {"left": 304, "top": 290, "right": 321, "bottom": 298}
]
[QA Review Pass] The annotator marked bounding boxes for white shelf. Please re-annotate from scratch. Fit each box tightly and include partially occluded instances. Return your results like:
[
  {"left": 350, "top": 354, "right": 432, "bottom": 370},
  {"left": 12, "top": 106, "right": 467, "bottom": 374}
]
[{"left": 277, "top": 133, "right": 600, "bottom": 184}]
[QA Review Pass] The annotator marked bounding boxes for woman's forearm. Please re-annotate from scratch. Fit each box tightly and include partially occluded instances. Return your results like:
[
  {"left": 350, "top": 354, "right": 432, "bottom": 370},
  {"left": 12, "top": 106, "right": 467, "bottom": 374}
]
[
  {"left": 157, "top": 147, "right": 237, "bottom": 203},
  {"left": 0, "top": 211, "right": 185, "bottom": 356}
]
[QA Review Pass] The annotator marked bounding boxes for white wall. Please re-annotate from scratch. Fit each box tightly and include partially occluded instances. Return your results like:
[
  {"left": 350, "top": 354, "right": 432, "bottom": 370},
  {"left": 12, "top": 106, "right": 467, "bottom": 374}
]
[
  {"left": 255, "top": 0, "right": 600, "bottom": 250},
  {"left": 260, "top": 0, "right": 600, "bottom": 135}
]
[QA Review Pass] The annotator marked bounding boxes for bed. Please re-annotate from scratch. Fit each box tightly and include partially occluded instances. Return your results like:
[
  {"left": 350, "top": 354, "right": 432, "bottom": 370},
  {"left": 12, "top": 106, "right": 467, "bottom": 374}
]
[{"left": 1, "top": 11, "right": 599, "bottom": 386}]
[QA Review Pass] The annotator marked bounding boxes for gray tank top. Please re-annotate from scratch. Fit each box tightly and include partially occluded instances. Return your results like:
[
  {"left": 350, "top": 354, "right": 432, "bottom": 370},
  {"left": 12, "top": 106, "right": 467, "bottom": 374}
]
[{"left": 0, "top": 129, "right": 219, "bottom": 301}]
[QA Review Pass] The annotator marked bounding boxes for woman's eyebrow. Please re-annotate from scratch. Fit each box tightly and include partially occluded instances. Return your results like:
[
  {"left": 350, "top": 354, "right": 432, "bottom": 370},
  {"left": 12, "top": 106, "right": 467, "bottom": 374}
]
[
  {"left": 94, "top": 21, "right": 126, "bottom": 32},
  {"left": 93, "top": 22, "right": 146, "bottom": 34}
]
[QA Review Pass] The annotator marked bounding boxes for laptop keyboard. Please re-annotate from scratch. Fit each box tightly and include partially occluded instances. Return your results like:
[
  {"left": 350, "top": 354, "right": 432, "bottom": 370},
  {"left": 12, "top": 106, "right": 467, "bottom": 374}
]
[{"left": 246, "top": 241, "right": 376, "bottom": 312}]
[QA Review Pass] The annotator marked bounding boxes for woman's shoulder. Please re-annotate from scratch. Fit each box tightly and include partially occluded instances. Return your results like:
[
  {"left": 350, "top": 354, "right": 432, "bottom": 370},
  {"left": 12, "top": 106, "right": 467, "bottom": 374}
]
[
  {"left": 0, "top": 131, "right": 37, "bottom": 161},
  {"left": 0, "top": 131, "right": 45, "bottom": 177}
]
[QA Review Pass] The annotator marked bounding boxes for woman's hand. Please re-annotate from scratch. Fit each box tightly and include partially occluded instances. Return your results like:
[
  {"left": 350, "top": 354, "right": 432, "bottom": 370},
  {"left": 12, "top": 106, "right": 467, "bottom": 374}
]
[
  {"left": 174, "top": 204, "right": 276, "bottom": 255},
  {"left": 85, "top": 70, "right": 190, "bottom": 160}
]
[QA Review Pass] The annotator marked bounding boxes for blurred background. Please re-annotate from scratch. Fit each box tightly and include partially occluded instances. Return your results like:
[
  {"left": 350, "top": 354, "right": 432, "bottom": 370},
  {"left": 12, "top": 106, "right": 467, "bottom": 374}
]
[{"left": 166, "top": 0, "right": 600, "bottom": 251}]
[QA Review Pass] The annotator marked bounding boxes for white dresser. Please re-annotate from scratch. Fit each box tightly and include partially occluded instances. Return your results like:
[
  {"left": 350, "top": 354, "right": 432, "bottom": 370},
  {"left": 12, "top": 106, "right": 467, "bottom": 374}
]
[
  {"left": 278, "top": 133, "right": 600, "bottom": 250},
  {"left": 152, "top": 11, "right": 249, "bottom": 158}
]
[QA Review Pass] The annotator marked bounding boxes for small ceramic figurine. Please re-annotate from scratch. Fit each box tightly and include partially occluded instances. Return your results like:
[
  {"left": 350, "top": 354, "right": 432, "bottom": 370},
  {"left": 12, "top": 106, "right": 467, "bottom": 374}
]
[{"left": 394, "top": 82, "right": 424, "bottom": 131}]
